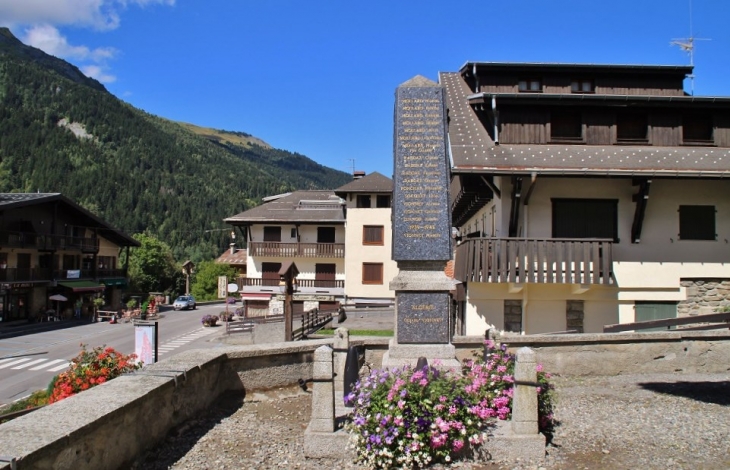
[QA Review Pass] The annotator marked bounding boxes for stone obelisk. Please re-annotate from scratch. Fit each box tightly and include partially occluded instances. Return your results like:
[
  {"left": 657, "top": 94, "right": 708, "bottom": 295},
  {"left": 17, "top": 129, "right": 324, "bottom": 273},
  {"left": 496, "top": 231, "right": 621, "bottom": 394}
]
[{"left": 382, "top": 75, "right": 458, "bottom": 369}]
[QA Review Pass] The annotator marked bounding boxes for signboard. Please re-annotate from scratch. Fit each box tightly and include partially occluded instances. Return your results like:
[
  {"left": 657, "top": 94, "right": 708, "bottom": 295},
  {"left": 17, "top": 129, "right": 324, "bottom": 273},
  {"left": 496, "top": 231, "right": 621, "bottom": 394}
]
[
  {"left": 275, "top": 294, "right": 334, "bottom": 302},
  {"left": 218, "top": 276, "right": 227, "bottom": 299},
  {"left": 67, "top": 269, "right": 81, "bottom": 279},
  {"left": 134, "top": 321, "right": 158, "bottom": 365}
]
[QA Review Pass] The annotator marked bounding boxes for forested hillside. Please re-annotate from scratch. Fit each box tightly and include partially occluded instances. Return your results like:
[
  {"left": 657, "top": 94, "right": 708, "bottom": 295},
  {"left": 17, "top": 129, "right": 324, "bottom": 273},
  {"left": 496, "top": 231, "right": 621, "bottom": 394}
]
[{"left": 0, "top": 28, "right": 351, "bottom": 261}]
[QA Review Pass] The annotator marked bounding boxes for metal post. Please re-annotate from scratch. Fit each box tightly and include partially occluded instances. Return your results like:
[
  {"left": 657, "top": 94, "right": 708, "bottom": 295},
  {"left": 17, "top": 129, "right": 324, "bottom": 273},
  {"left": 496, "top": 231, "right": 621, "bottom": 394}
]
[{"left": 284, "top": 275, "right": 293, "bottom": 341}]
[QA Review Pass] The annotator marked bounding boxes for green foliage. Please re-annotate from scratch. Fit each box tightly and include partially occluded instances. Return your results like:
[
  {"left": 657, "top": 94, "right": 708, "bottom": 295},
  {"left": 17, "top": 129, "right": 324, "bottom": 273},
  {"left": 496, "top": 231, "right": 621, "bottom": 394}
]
[
  {"left": 0, "top": 33, "right": 352, "bottom": 261},
  {"left": 124, "top": 232, "right": 180, "bottom": 294},
  {"left": 191, "top": 260, "right": 237, "bottom": 301},
  {"left": 0, "top": 389, "right": 49, "bottom": 421}
]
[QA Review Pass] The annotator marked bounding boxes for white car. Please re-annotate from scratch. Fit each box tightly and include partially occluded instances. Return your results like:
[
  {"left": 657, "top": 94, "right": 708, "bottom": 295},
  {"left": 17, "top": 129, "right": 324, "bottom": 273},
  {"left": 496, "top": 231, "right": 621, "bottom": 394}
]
[{"left": 173, "top": 295, "right": 196, "bottom": 310}]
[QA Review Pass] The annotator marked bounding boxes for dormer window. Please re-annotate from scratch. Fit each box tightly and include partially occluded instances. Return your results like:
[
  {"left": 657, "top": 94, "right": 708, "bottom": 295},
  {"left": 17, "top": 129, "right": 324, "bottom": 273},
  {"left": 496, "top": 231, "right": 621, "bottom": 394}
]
[
  {"left": 518, "top": 79, "right": 542, "bottom": 92},
  {"left": 682, "top": 114, "right": 714, "bottom": 145},
  {"left": 571, "top": 80, "right": 595, "bottom": 93},
  {"left": 616, "top": 112, "right": 649, "bottom": 143}
]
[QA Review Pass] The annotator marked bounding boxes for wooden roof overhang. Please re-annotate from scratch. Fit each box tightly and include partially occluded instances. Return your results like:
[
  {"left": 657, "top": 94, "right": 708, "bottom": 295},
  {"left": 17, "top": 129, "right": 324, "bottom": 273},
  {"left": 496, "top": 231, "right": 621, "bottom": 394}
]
[
  {"left": 466, "top": 92, "right": 730, "bottom": 109},
  {"left": 459, "top": 61, "right": 693, "bottom": 76}
]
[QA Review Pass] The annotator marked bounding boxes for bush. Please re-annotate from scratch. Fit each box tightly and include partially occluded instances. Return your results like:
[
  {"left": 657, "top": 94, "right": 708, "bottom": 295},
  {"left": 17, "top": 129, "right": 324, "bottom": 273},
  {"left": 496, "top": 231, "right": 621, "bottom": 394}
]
[
  {"left": 344, "top": 341, "right": 555, "bottom": 468},
  {"left": 48, "top": 344, "right": 141, "bottom": 403}
]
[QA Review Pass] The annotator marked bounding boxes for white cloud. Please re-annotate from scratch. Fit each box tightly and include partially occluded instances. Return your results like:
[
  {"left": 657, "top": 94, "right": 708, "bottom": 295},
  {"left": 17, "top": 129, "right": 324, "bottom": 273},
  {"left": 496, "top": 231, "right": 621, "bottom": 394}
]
[
  {"left": 81, "top": 64, "right": 117, "bottom": 84},
  {"left": 23, "top": 24, "right": 117, "bottom": 62},
  {"left": 0, "top": 0, "right": 174, "bottom": 83},
  {"left": 0, "top": 0, "right": 175, "bottom": 31}
]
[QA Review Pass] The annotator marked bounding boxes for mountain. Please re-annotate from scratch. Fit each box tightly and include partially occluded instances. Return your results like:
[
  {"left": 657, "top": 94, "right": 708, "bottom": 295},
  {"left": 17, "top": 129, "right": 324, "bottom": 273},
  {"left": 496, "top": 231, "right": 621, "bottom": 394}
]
[{"left": 0, "top": 28, "right": 351, "bottom": 261}]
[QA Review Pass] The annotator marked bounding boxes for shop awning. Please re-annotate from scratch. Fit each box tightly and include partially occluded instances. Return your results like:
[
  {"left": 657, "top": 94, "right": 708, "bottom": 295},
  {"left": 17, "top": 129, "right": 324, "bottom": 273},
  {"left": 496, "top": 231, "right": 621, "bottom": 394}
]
[
  {"left": 101, "top": 278, "right": 128, "bottom": 287},
  {"left": 58, "top": 281, "right": 106, "bottom": 292},
  {"left": 241, "top": 293, "right": 272, "bottom": 301}
]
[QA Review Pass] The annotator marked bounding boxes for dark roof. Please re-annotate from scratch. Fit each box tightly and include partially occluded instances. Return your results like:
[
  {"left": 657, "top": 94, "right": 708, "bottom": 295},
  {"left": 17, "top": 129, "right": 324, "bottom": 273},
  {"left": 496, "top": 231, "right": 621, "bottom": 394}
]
[
  {"left": 224, "top": 191, "right": 345, "bottom": 224},
  {"left": 440, "top": 72, "right": 730, "bottom": 178},
  {"left": 0, "top": 193, "right": 139, "bottom": 246},
  {"left": 334, "top": 172, "right": 393, "bottom": 195},
  {"left": 459, "top": 61, "right": 693, "bottom": 76},
  {"left": 216, "top": 248, "right": 247, "bottom": 265}
]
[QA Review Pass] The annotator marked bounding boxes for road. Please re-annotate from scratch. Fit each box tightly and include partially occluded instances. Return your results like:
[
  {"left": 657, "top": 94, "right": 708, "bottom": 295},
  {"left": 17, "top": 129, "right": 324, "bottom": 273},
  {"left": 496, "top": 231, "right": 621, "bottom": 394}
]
[{"left": 0, "top": 303, "right": 230, "bottom": 406}]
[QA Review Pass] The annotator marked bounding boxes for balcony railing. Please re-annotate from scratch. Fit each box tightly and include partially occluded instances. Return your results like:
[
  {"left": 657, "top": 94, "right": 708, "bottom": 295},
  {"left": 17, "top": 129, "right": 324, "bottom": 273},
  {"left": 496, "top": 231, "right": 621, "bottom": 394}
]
[
  {"left": 237, "top": 277, "right": 344, "bottom": 290},
  {"left": 248, "top": 241, "right": 345, "bottom": 258},
  {"left": 454, "top": 237, "right": 613, "bottom": 285},
  {"left": 0, "top": 231, "right": 100, "bottom": 253},
  {"left": 0, "top": 268, "right": 126, "bottom": 283}
]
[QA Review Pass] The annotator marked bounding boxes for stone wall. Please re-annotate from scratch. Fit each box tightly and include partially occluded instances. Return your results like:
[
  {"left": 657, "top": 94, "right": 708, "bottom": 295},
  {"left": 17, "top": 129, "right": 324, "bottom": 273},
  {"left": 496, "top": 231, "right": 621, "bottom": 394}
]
[{"left": 678, "top": 278, "right": 730, "bottom": 317}]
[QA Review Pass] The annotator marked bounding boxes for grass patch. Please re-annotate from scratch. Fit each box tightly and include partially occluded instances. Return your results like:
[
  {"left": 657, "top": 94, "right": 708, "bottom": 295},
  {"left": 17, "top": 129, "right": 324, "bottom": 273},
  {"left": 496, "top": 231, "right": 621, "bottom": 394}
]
[{"left": 317, "top": 328, "right": 393, "bottom": 337}]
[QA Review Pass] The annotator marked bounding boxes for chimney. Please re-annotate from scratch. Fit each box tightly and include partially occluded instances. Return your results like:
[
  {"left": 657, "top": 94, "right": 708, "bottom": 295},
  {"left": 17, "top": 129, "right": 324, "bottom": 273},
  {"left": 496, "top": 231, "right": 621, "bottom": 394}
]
[
  {"left": 230, "top": 243, "right": 236, "bottom": 255},
  {"left": 353, "top": 170, "right": 365, "bottom": 180}
]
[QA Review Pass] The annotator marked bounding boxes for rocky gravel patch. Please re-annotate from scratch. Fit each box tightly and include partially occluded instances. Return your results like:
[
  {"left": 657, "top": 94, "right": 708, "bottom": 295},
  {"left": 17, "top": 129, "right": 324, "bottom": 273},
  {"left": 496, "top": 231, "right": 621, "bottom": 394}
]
[{"left": 131, "top": 372, "right": 730, "bottom": 470}]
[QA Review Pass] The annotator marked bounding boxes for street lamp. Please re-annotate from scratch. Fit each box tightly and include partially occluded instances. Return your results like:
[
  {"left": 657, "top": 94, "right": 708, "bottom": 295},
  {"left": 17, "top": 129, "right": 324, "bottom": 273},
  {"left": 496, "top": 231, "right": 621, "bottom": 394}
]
[{"left": 182, "top": 260, "right": 195, "bottom": 295}]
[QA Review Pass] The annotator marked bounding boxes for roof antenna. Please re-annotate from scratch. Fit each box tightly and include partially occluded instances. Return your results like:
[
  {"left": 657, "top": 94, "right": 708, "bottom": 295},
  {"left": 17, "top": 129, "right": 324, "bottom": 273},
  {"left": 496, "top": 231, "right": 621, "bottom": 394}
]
[
  {"left": 670, "top": 0, "right": 710, "bottom": 95},
  {"left": 347, "top": 158, "right": 356, "bottom": 175}
]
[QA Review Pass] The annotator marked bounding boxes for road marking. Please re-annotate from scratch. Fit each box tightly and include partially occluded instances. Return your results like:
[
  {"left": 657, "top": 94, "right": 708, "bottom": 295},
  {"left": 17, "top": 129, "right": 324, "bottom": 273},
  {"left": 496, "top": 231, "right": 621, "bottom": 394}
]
[
  {"left": 48, "top": 362, "right": 71, "bottom": 372},
  {"left": 0, "top": 358, "right": 33, "bottom": 369},
  {"left": 157, "top": 327, "right": 217, "bottom": 356},
  {"left": 29, "top": 359, "right": 66, "bottom": 371},
  {"left": 12, "top": 358, "right": 48, "bottom": 369}
]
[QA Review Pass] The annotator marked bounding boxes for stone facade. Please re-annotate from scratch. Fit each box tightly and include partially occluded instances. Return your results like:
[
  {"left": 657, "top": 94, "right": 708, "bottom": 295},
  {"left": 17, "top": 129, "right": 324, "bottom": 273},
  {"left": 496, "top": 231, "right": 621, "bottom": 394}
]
[
  {"left": 504, "top": 300, "right": 522, "bottom": 333},
  {"left": 678, "top": 278, "right": 730, "bottom": 317},
  {"left": 566, "top": 300, "right": 584, "bottom": 333}
]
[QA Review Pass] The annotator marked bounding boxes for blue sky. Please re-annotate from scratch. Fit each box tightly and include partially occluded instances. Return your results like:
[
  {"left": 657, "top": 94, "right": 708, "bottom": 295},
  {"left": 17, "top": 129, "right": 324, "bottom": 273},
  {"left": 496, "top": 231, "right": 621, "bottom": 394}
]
[{"left": 1, "top": 0, "right": 729, "bottom": 177}]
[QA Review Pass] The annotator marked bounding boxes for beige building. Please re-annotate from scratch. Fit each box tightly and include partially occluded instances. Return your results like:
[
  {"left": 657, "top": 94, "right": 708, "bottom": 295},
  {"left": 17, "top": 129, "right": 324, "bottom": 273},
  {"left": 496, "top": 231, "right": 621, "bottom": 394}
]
[
  {"left": 335, "top": 171, "right": 397, "bottom": 306},
  {"left": 224, "top": 172, "right": 396, "bottom": 316},
  {"left": 443, "top": 62, "right": 730, "bottom": 335}
]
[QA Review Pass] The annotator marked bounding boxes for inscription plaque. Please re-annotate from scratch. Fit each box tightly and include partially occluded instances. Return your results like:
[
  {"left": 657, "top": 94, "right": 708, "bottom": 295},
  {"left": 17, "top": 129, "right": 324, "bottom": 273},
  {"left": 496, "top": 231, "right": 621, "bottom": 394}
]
[
  {"left": 396, "top": 292, "right": 450, "bottom": 344},
  {"left": 392, "top": 76, "right": 451, "bottom": 262}
]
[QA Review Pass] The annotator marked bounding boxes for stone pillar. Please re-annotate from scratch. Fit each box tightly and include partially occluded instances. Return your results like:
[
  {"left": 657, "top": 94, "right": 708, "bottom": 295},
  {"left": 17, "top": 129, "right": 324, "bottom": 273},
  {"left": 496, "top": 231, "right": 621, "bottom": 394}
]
[
  {"left": 512, "top": 347, "right": 538, "bottom": 435},
  {"left": 332, "top": 328, "right": 349, "bottom": 409},
  {"left": 308, "top": 345, "right": 334, "bottom": 433}
]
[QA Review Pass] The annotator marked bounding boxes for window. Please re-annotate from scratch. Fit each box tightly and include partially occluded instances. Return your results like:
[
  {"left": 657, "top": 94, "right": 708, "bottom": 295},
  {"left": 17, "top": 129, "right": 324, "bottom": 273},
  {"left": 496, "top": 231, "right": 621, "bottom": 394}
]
[
  {"left": 616, "top": 113, "right": 648, "bottom": 143},
  {"left": 317, "top": 226, "right": 336, "bottom": 243},
  {"left": 315, "top": 264, "right": 336, "bottom": 287},
  {"left": 683, "top": 114, "right": 714, "bottom": 144},
  {"left": 550, "top": 111, "right": 583, "bottom": 142},
  {"left": 571, "top": 80, "right": 594, "bottom": 93},
  {"left": 518, "top": 79, "right": 542, "bottom": 92},
  {"left": 552, "top": 199, "right": 618, "bottom": 241},
  {"left": 635, "top": 302, "right": 677, "bottom": 331},
  {"left": 290, "top": 228, "right": 297, "bottom": 239},
  {"left": 376, "top": 195, "right": 391, "bottom": 208},
  {"left": 363, "top": 225, "right": 384, "bottom": 245},
  {"left": 261, "top": 262, "right": 281, "bottom": 286},
  {"left": 357, "top": 195, "right": 371, "bottom": 208},
  {"left": 263, "top": 226, "right": 281, "bottom": 242},
  {"left": 362, "top": 263, "right": 383, "bottom": 284},
  {"left": 679, "top": 205, "right": 715, "bottom": 240}
]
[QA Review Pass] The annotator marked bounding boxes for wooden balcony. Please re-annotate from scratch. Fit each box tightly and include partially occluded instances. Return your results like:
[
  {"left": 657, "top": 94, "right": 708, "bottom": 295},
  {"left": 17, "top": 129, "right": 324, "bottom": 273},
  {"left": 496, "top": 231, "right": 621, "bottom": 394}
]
[
  {"left": 0, "top": 231, "right": 99, "bottom": 253},
  {"left": 0, "top": 268, "right": 126, "bottom": 283},
  {"left": 454, "top": 237, "right": 614, "bottom": 285},
  {"left": 237, "top": 277, "right": 344, "bottom": 290},
  {"left": 248, "top": 241, "right": 344, "bottom": 258}
]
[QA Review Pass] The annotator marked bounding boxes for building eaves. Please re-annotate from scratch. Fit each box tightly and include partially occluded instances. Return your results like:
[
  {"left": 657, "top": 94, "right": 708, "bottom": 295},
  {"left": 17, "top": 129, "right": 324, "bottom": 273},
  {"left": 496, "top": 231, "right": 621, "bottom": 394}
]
[
  {"left": 458, "top": 61, "right": 693, "bottom": 76},
  {"left": 334, "top": 172, "right": 393, "bottom": 195},
  {"left": 224, "top": 190, "right": 345, "bottom": 225}
]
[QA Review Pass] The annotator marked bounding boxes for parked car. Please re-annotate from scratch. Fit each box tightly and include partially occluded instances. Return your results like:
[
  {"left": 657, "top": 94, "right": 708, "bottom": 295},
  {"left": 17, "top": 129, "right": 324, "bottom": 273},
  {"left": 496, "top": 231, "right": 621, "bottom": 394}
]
[{"left": 173, "top": 295, "right": 196, "bottom": 310}]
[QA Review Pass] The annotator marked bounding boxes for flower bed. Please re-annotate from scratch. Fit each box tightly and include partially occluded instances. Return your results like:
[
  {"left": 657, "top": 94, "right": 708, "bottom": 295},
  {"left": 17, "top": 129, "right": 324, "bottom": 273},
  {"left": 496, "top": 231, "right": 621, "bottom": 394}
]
[
  {"left": 48, "top": 344, "right": 141, "bottom": 403},
  {"left": 344, "top": 341, "right": 555, "bottom": 468}
]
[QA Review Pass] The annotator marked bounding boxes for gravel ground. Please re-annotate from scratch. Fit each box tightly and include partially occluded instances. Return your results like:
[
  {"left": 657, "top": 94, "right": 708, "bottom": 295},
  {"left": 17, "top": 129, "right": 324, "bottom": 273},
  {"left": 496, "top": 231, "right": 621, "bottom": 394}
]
[{"left": 131, "top": 372, "right": 730, "bottom": 470}]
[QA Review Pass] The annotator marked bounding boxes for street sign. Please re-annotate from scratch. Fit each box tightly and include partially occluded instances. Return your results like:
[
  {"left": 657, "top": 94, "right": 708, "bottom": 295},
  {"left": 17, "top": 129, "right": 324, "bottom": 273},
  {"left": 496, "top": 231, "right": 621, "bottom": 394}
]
[
  {"left": 218, "top": 276, "right": 227, "bottom": 299},
  {"left": 227, "top": 283, "right": 239, "bottom": 293}
]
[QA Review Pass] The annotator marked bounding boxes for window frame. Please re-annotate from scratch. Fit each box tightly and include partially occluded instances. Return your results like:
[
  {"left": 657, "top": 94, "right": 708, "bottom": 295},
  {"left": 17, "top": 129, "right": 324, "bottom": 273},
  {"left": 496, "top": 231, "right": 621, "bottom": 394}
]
[
  {"left": 362, "top": 225, "right": 385, "bottom": 246},
  {"left": 550, "top": 110, "right": 584, "bottom": 143},
  {"left": 263, "top": 226, "right": 282, "bottom": 242},
  {"left": 317, "top": 226, "right": 336, "bottom": 244},
  {"left": 376, "top": 194, "right": 391, "bottom": 208},
  {"left": 571, "top": 79, "right": 595, "bottom": 94},
  {"left": 678, "top": 205, "right": 716, "bottom": 241},
  {"left": 356, "top": 195, "right": 371, "bottom": 208},
  {"left": 616, "top": 112, "right": 649, "bottom": 144},
  {"left": 682, "top": 114, "right": 714, "bottom": 146},
  {"left": 552, "top": 198, "right": 619, "bottom": 242},
  {"left": 518, "top": 78, "right": 542, "bottom": 93},
  {"left": 362, "top": 262, "right": 384, "bottom": 285}
]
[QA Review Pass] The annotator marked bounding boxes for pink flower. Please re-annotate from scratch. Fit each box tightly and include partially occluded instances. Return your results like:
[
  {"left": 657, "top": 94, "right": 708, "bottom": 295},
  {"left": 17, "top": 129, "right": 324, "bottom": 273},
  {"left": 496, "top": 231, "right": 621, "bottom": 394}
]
[{"left": 453, "top": 439, "right": 464, "bottom": 451}]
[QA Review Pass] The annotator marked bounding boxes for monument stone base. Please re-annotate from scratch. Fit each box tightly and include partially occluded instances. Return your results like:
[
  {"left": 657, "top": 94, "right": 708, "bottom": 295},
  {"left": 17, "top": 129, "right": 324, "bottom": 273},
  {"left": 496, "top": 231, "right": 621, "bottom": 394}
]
[
  {"left": 303, "top": 426, "right": 354, "bottom": 460},
  {"left": 478, "top": 420, "right": 546, "bottom": 463},
  {"left": 381, "top": 339, "right": 461, "bottom": 369}
]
